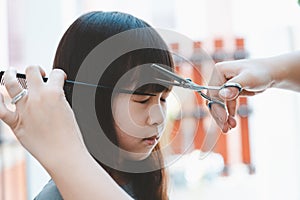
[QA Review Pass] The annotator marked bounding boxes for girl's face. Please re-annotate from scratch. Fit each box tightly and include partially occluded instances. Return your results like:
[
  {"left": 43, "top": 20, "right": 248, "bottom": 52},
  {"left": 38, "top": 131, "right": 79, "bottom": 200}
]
[{"left": 112, "top": 90, "right": 170, "bottom": 161}]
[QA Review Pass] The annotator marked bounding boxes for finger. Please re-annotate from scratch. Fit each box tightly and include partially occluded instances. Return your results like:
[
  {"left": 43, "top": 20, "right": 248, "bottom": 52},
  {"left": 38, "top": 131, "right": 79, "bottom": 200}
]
[
  {"left": 210, "top": 64, "right": 229, "bottom": 86},
  {"left": 225, "top": 70, "right": 261, "bottom": 92},
  {"left": 221, "top": 123, "right": 230, "bottom": 133},
  {"left": 214, "top": 61, "right": 241, "bottom": 81},
  {"left": 225, "top": 99, "right": 237, "bottom": 117},
  {"left": 0, "top": 93, "right": 17, "bottom": 127},
  {"left": 219, "top": 87, "right": 240, "bottom": 101},
  {"left": 47, "top": 69, "right": 67, "bottom": 88},
  {"left": 4, "top": 68, "right": 24, "bottom": 98},
  {"left": 209, "top": 103, "right": 228, "bottom": 131},
  {"left": 228, "top": 115, "right": 237, "bottom": 129},
  {"left": 25, "top": 66, "right": 46, "bottom": 90},
  {"left": 208, "top": 67, "right": 227, "bottom": 100},
  {"left": 239, "top": 90, "right": 256, "bottom": 96},
  {"left": 215, "top": 61, "right": 257, "bottom": 96}
]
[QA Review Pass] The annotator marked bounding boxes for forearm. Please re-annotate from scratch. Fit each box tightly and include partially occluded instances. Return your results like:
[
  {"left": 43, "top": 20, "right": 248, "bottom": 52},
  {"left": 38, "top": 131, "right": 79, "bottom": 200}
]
[
  {"left": 44, "top": 146, "right": 133, "bottom": 200},
  {"left": 269, "top": 51, "right": 300, "bottom": 92},
  {"left": 0, "top": 67, "right": 132, "bottom": 199}
]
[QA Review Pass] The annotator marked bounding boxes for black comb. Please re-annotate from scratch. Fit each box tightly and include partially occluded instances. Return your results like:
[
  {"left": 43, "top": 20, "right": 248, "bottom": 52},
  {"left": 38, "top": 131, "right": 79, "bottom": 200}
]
[{"left": 0, "top": 71, "right": 156, "bottom": 96}]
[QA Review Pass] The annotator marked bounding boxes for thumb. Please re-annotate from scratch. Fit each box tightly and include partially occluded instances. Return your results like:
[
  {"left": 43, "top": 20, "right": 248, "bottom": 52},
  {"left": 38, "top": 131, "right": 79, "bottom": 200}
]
[
  {"left": 219, "top": 71, "right": 255, "bottom": 100},
  {"left": 219, "top": 86, "right": 239, "bottom": 101}
]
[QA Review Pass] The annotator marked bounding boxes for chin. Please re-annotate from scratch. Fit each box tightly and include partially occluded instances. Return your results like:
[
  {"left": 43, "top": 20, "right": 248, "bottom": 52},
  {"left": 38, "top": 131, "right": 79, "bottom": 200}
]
[{"left": 121, "top": 151, "right": 152, "bottom": 161}]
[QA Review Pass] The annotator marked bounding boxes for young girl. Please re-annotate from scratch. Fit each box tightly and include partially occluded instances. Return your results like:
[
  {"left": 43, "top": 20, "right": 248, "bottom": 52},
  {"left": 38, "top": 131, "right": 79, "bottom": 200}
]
[
  {"left": 2, "top": 11, "right": 173, "bottom": 200},
  {"left": 2, "top": 10, "right": 300, "bottom": 200}
]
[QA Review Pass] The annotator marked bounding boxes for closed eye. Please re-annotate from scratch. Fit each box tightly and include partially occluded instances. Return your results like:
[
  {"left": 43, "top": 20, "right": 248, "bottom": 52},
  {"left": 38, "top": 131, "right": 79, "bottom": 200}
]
[
  {"left": 132, "top": 97, "right": 150, "bottom": 104},
  {"left": 160, "top": 98, "right": 166, "bottom": 102},
  {"left": 138, "top": 99, "right": 149, "bottom": 104}
]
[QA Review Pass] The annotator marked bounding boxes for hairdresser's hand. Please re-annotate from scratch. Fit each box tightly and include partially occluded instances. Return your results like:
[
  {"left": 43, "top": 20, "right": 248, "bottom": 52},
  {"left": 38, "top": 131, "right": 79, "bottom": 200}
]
[
  {"left": 0, "top": 67, "right": 134, "bottom": 200},
  {"left": 209, "top": 58, "right": 275, "bottom": 132},
  {"left": 0, "top": 66, "right": 85, "bottom": 167}
]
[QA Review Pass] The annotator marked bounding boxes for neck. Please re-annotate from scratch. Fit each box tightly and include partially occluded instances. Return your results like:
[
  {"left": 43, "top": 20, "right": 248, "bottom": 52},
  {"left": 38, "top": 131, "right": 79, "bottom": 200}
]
[{"left": 111, "top": 171, "right": 129, "bottom": 186}]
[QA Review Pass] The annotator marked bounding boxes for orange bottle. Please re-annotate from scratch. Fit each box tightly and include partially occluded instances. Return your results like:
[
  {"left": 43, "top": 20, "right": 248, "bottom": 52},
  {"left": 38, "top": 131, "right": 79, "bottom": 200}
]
[
  {"left": 190, "top": 41, "right": 206, "bottom": 150},
  {"left": 212, "top": 38, "right": 230, "bottom": 175},
  {"left": 169, "top": 43, "right": 184, "bottom": 154},
  {"left": 212, "top": 38, "right": 228, "bottom": 63},
  {"left": 233, "top": 37, "right": 255, "bottom": 174}
]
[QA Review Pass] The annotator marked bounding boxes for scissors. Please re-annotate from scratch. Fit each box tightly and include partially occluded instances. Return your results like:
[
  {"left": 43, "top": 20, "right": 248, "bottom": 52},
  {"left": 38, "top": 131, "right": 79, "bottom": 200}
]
[{"left": 150, "top": 64, "right": 243, "bottom": 110}]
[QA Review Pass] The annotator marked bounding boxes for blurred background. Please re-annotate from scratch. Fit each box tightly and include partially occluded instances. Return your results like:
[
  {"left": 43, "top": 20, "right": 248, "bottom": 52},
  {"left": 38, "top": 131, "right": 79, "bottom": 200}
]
[{"left": 0, "top": 0, "right": 300, "bottom": 199}]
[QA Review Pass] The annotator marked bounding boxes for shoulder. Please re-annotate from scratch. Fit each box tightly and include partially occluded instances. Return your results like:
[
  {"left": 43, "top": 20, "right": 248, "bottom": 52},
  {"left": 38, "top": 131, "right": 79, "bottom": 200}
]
[{"left": 34, "top": 180, "right": 63, "bottom": 200}]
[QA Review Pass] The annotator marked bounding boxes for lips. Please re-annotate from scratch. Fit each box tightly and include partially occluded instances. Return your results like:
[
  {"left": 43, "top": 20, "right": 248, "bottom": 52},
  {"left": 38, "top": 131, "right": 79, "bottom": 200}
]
[{"left": 142, "top": 135, "right": 159, "bottom": 145}]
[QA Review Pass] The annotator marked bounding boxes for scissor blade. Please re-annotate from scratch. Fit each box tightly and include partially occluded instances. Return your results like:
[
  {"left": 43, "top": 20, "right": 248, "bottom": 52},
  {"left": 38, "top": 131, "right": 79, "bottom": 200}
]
[
  {"left": 151, "top": 64, "right": 189, "bottom": 84},
  {"left": 154, "top": 78, "right": 182, "bottom": 87},
  {"left": 198, "top": 85, "right": 222, "bottom": 90},
  {"left": 151, "top": 64, "right": 229, "bottom": 91}
]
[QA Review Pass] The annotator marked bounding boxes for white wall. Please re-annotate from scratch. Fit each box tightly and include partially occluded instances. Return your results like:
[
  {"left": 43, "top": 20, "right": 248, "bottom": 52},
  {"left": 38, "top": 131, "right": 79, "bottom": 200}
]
[
  {"left": 0, "top": 0, "right": 9, "bottom": 67},
  {"left": 3, "top": 0, "right": 300, "bottom": 199},
  {"left": 20, "top": 0, "right": 66, "bottom": 198}
]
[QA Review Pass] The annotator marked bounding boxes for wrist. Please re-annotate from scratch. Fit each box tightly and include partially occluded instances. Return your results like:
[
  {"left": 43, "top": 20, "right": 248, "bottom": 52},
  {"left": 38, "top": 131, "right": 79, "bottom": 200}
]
[
  {"left": 268, "top": 52, "right": 299, "bottom": 90},
  {"left": 46, "top": 145, "right": 89, "bottom": 172},
  {"left": 40, "top": 134, "right": 88, "bottom": 172},
  {"left": 263, "top": 55, "right": 288, "bottom": 89}
]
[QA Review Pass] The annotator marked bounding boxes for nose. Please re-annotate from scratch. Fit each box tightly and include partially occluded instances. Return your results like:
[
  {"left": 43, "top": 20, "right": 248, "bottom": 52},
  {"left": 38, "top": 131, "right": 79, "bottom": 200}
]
[{"left": 147, "top": 104, "right": 165, "bottom": 126}]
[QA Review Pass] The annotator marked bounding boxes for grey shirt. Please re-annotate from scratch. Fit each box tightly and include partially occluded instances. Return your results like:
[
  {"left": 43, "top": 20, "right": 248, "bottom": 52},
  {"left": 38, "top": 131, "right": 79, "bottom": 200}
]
[
  {"left": 34, "top": 180, "right": 63, "bottom": 200},
  {"left": 34, "top": 179, "right": 136, "bottom": 200}
]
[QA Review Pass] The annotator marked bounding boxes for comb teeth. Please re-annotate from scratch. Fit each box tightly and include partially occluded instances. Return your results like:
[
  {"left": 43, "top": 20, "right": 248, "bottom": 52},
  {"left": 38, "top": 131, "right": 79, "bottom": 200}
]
[
  {"left": 0, "top": 71, "right": 28, "bottom": 89},
  {"left": 0, "top": 71, "right": 4, "bottom": 86},
  {"left": 18, "top": 78, "right": 27, "bottom": 89},
  {"left": 0, "top": 71, "right": 157, "bottom": 96}
]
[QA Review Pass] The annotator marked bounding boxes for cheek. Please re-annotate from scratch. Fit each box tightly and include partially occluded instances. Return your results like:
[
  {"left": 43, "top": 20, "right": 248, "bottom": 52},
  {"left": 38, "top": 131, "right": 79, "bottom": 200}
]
[
  {"left": 112, "top": 96, "right": 133, "bottom": 130},
  {"left": 116, "top": 130, "right": 136, "bottom": 150},
  {"left": 128, "top": 103, "right": 147, "bottom": 125},
  {"left": 113, "top": 97, "right": 148, "bottom": 137},
  {"left": 114, "top": 106, "right": 130, "bottom": 128}
]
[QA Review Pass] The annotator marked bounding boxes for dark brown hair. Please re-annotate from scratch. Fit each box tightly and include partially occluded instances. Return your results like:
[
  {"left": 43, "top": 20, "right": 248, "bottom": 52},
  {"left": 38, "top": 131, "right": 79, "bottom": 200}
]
[{"left": 53, "top": 11, "right": 173, "bottom": 200}]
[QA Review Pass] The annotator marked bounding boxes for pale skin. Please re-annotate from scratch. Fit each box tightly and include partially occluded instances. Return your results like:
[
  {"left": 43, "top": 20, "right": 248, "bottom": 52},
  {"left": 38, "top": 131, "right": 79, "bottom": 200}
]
[
  {"left": 0, "top": 66, "right": 169, "bottom": 200},
  {"left": 1, "top": 51, "right": 299, "bottom": 198},
  {"left": 113, "top": 91, "right": 169, "bottom": 161},
  {"left": 209, "top": 51, "right": 300, "bottom": 132}
]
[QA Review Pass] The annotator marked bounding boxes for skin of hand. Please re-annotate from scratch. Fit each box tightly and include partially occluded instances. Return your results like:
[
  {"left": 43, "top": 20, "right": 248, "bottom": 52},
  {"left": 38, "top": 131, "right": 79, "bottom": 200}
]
[
  {"left": 208, "top": 58, "right": 275, "bottom": 132},
  {"left": 0, "top": 66, "right": 133, "bottom": 200},
  {"left": 0, "top": 66, "right": 85, "bottom": 166},
  {"left": 209, "top": 51, "right": 300, "bottom": 132}
]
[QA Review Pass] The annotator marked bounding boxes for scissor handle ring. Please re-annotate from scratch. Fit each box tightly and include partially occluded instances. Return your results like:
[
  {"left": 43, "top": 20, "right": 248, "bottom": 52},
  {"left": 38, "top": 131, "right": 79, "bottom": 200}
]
[
  {"left": 206, "top": 83, "right": 243, "bottom": 111},
  {"left": 222, "top": 82, "right": 243, "bottom": 93},
  {"left": 206, "top": 83, "right": 243, "bottom": 110},
  {"left": 207, "top": 100, "right": 226, "bottom": 110},
  {"left": 199, "top": 91, "right": 226, "bottom": 110}
]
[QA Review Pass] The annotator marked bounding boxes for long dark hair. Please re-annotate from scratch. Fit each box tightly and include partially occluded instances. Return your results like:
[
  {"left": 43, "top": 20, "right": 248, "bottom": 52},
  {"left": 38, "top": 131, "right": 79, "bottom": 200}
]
[{"left": 53, "top": 11, "right": 173, "bottom": 200}]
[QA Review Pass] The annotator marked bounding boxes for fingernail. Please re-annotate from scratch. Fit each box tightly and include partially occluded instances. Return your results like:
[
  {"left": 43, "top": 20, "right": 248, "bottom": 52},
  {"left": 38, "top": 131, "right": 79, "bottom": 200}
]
[{"left": 219, "top": 88, "right": 232, "bottom": 99}]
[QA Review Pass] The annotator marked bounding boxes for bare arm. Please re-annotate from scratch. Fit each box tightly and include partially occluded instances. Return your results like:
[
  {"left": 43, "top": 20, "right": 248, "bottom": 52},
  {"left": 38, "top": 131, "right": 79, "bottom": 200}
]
[
  {"left": 0, "top": 67, "right": 133, "bottom": 200},
  {"left": 215, "top": 51, "right": 300, "bottom": 95},
  {"left": 46, "top": 145, "right": 132, "bottom": 200},
  {"left": 269, "top": 51, "right": 300, "bottom": 91}
]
